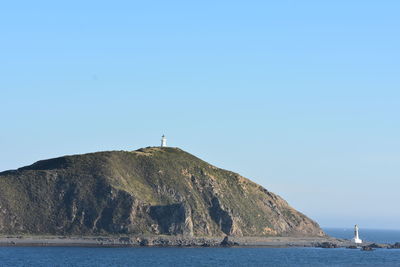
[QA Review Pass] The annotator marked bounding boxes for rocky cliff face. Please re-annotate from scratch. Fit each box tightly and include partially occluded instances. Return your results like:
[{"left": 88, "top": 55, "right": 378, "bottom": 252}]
[{"left": 0, "top": 147, "right": 325, "bottom": 237}]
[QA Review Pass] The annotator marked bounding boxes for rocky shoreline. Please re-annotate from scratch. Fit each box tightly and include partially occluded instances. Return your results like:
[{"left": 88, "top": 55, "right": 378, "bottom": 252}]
[{"left": 1, "top": 235, "right": 398, "bottom": 249}]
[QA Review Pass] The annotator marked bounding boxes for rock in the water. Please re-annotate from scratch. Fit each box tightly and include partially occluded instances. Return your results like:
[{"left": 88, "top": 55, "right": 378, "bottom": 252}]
[
  {"left": 361, "top": 246, "right": 374, "bottom": 251},
  {"left": 0, "top": 147, "right": 325, "bottom": 238},
  {"left": 390, "top": 242, "right": 400, "bottom": 249},
  {"left": 368, "top": 243, "right": 385, "bottom": 249}
]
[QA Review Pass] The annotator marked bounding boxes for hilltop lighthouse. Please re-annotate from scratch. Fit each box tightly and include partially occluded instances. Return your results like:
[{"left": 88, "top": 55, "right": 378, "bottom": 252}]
[
  {"left": 352, "top": 224, "right": 362, "bottom": 244},
  {"left": 161, "top": 135, "right": 167, "bottom": 147}
]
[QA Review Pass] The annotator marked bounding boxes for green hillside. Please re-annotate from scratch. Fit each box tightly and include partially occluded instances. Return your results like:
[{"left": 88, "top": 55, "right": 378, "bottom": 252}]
[{"left": 0, "top": 147, "right": 325, "bottom": 237}]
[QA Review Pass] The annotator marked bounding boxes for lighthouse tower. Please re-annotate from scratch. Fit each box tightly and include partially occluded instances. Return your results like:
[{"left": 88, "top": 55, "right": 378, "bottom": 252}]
[
  {"left": 352, "top": 224, "right": 362, "bottom": 244},
  {"left": 161, "top": 135, "right": 167, "bottom": 147}
]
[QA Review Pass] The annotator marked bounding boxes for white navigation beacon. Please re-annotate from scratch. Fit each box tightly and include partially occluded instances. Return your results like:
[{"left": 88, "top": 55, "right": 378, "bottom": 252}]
[
  {"left": 161, "top": 135, "right": 167, "bottom": 147},
  {"left": 352, "top": 224, "right": 362, "bottom": 244}
]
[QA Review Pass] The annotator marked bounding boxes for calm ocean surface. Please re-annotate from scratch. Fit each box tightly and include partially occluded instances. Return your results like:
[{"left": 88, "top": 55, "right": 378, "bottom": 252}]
[{"left": 0, "top": 229, "right": 399, "bottom": 267}]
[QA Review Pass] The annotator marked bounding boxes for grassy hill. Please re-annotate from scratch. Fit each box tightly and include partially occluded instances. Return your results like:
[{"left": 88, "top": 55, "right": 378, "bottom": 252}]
[{"left": 0, "top": 147, "right": 325, "bottom": 237}]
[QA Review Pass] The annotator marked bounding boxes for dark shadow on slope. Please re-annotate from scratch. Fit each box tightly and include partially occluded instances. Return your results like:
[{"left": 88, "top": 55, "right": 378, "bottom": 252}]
[
  {"left": 149, "top": 203, "right": 186, "bottom": 234},
  {"left": 209, "top": 197, "right": 233, "bottom": 235}
]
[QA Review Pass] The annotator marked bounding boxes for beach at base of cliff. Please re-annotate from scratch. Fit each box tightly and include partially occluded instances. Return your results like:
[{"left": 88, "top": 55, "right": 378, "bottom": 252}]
[{"left": 0, "top": 235, "right": 389, "bottom": 248}]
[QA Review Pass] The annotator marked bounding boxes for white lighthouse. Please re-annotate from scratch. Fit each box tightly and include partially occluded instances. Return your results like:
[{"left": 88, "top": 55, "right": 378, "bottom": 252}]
[
  {"left": 352, "top": 224, "right": 362, "bottom": 244},
  {"left": 161, "top": 135, "right": 167, "bottom": 147}
]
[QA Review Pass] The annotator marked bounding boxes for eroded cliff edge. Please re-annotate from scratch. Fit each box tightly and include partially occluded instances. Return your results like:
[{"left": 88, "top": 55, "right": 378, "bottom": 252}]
[{"left": 0, "top": 147, "right": 325, "bottom": 237}]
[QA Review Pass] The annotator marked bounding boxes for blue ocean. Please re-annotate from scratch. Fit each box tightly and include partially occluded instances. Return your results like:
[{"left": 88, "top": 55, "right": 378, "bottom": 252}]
[{"left": 0, "top": 229, "right": 399, "bottom": 267}]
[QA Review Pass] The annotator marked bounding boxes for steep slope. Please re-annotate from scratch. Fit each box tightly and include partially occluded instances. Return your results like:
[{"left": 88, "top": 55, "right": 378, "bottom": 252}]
[{"left": 0, "top": 147, "right": 325, "bottom": 237}]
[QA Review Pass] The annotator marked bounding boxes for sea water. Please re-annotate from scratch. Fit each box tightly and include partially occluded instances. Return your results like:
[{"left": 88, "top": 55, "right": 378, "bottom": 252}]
[{"left": 0, "top": 229, "right": 399, "bottom": 267}]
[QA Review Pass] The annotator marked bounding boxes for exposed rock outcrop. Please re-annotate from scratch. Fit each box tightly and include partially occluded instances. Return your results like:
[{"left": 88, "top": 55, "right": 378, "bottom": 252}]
[
  {"left": 317, "top": 242, "right": 339, "bottom": 248},
  {"left": 390, "top": 242, "right": 400, "bottom": 249}
]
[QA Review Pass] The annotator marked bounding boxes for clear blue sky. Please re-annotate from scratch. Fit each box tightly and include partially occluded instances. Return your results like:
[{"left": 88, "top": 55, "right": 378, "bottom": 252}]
[{"left": 1, "top": 1, "right": 399, "bottom": 229}]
